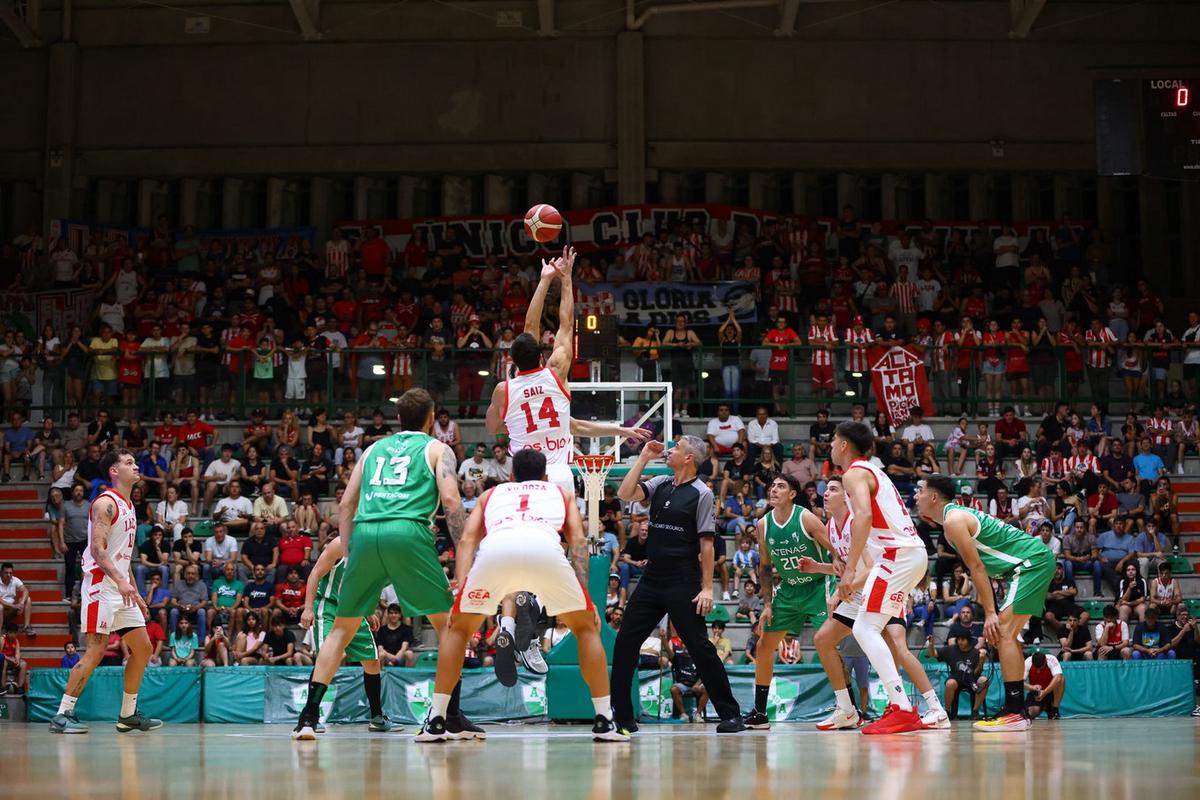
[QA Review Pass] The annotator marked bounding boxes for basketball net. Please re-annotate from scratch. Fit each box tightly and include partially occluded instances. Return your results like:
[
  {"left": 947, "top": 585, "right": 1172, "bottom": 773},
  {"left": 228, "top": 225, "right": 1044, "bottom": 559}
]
[{"left": 574, "top": 454, "right": 615, "bottom": 546}]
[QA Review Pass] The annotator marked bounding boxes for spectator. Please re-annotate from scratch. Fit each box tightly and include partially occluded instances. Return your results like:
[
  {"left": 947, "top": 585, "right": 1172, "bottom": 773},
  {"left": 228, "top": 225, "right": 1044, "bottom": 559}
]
[
  {"left": 60, "top": 411, "right": 87, "bottom": 461},
  {"left": 705, "top": 405, "right": 746, "bottom": 459},
  {"left": 262, "top": 614, "right": 299, "bottom": 666},
  {"left": 277, "top": 521, "right": 313, "bottom": 579},
  {"left": 238, "top": 444, "right": 268, "bottom": 498},
  {"left": 710, "top": 621, "right": 734, "bottom": 665},
  {"left": 138, "top": 441, "right": 170, "bottom": 499},
  {"left": 1131, "top": 521, "right": 1170, "bottom": 578},
  {"left": 731, "top": 536, "right": 760, "bottom": 598},
  {"left": 212, "top": 480, "right": 253, "bottom": 536},
  {"left": 975, "top": 444, "right": 1006, "bottom": 499},
  {"left": 375, "top": 604, "right": 416, "bottom": 667},
  {"left": 488, "top": 444, "right": 512, "bottom": 483},
  {"left": 1176, "top": 406, "right": 1197, "bottom": 475},
  {"left": 1101, "top": 439, "right": 1135, "bottom": 491},
  {"left": 299, "top": 443, "right": 330, "bottom": 498},
  {"left": 177, "top": 409, "right": 216, "bottom": 468},
  {"left": 269, "top": 446, "right": 300, "bottom": 499},
  {"left": 988, "top": 486, "right": 1019, "bottom": 527},
  {"left": 1036, "top": 402, "right": 1071, "bottom": 460},
  {"left": 899, "top": 406, "right": 935, "bottom": 463},
  {"left": 272, "top": 566, "right": 306, "bottom": 624},
  {"left": 134, "top": 526, "right": 170, "bottom": 595},
  {"left": 61, "top": 484, "right": 90, "bottom": 602},
  {"left": 1062, "top": 519, "right": 1102, "bottom": 595},
  {"left": 1149, "top": 565, "right": 1183, "bottom": 617},
  {"left": 238, "top": 563, "right": 274, "bottom": 631},
  {"left": 604, "top": 574, "right": 627, "bottom": 614},
  {"left": 1149, "top": 479, "right": 1181, "bottom": 549},
  {"left": 735, "top": 581, "right": 762, "bottom": 627},
  {"left": 233, "top": 609, "right": 267, "bottom": 664},
  {"left": 169, "top": 447, "right": 201, "bottom": 512},
  {"left": 144, "top": 572, "right": 171, "bottom": 630},
  {"left": 994, "top": 407, "right": 1028, "bottom": 461},
  {"left": 938, "top": 564, "right": 974, "bottom": 620},
  {"left": 1096, "top": 517, "right": 1138, "bottom": 594},
  {"left": 170, "top": 563, "right": 210, "bottom": 641},
  {"left": 208, "top": 561, "right": 245, "bottom": 637},
  {"left": 1133, "top": 436, "right": 1167, "bottom": 494},
  {"left": 1023, "top": 652, "right": 1065, "bottom": 719},
  {"left": 1058, "top": 614, "right": 1094, "bottom": 661},
  {"left": 60, "top": 641, "right": 80, "bottom": 669},
  {"left": 253, "top": 482, "right": 291, "bottom": 536},
  {"left": 1116, "top": 563, "right": 1148, "bottom": 623},
  {"left": 944, "top": 417, "right": 972, "bottom": 476},
  {"left": 928, "top": 631, "right": 988, "bottom": 720},
  {"left": 1131, "top": 607, "right": 1174, "bottom": 660},
  {"left": 780, "top": 443, "right": 818, "bottom": 489},
  {"left": 1084, "top": 318, "right": 1117, "bottom": 408},
  {"left": 201, "top": 624, "right": 232, "bottom": 667},
  {"left": 202, "top": 523, "right": 240, "bottom": 584},
  {"left": 745, "top": 406, "right": 782, "bottom": 464},
  {"left": 154, "top": 483, "right": 190, "bottom": 540},
  {"left": 240, "top": 521, "right": 279, "bottom": 583},
  {"left": 0, "top": 562, "right": 32, "bottom": 635},
  {"left": 946, "top": 605, "right": 987, "bottom": 655},
  {"left": 1094, "top": 605, "right": 1131, "bottom": 660},
  {"left": 1146, "top": 405, "right": 1177, "bottom": 471},
  {"left": 1086, "top": 483, "right": 1119, "bottom": 535},
  {"left": 201, "top": 444, "right": 242, "bottom": 516},
  {"left": 1, "top": 412, "right": 33, "bottom": 483},
  {"left": 167, "top": 617, "right": 200, "bottom": 667},
  {"left": 458, "top": 443, "right": 498, "bottom": 491},
  {"left": 808, "top": 408, "right": 836, "bottom": 460}
]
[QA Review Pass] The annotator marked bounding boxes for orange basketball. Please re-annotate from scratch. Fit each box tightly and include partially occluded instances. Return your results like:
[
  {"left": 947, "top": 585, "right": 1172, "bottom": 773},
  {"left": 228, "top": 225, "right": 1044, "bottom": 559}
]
[{"left": 524, "top": 203, "right": 563, "bottom": 243}]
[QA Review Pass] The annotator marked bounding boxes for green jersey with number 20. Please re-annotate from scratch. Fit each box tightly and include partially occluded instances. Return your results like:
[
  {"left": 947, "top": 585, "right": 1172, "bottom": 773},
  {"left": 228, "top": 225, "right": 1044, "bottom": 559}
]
[{"left": 354, "top": 432, "right": 440, "bottom": 525}]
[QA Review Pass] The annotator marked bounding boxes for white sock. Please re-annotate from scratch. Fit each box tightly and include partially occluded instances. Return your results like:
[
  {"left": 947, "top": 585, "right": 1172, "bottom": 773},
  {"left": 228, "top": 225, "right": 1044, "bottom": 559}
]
[
  {"left": 834, "top": 688, "right": 853, "bottom": 713},
  {"left": 121, "top": 692, "right": 138, "bottom": 718},
  {"left": 922, "top": 689, "right": 944, "bottom": 713},
  {"left": 852, "top": 613, "right": 913, "bottom": 712},
  {"left": 58, "top": 694, "right": 78, "bottom": 715},
  {"left": 499, "top": 616, "right": 516, "bottom": 637},
  {"left": 592, "top": 695, "right": 612, "bottom": 720},
  {"left": 431, "top": 692, "right": 451, "bottom": 719}
]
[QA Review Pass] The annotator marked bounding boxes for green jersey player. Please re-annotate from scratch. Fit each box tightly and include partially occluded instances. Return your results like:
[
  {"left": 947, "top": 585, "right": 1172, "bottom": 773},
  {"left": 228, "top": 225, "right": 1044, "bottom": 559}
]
[
  {"left": 915, "top": 474, "right": 1056, "bottom": 733},
  {"left": 300, "top": 536, "right": 398, "bottom": 733}
]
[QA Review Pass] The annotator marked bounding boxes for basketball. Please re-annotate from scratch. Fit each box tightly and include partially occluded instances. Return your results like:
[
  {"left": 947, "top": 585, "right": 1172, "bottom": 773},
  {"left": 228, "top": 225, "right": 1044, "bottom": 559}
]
[{"left": 524, "top": 203, "right": 562, "bottom": 243}]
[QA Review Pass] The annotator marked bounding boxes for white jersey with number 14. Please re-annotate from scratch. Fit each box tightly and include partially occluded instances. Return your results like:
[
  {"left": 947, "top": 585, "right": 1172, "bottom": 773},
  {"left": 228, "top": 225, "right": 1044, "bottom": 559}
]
[{"left": 503, "top": 367, "right": 573, "bottom": 465}]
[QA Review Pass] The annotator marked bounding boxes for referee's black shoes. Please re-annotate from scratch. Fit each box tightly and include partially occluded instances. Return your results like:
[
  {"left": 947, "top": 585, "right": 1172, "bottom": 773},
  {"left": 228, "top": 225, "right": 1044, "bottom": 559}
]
[{"left": 716, "top": 717, "right": 747, "bottom": 733}]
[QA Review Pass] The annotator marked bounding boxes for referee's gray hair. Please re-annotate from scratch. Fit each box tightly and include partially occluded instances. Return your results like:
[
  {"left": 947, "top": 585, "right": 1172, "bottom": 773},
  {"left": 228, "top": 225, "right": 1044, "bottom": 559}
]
[{"left": 677, "top": 435, "right": 709, "bottom": 463}]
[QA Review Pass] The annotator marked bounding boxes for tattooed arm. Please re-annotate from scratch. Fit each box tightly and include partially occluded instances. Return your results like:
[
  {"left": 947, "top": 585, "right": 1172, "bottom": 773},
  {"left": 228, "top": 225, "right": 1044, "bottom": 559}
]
[
  {"left": 90, "top": 495, "right": 145, "bottom": 612},
  {"left": 433, "top": 440, "right": 466, "bottom": 545},
  {"left": 755, "top": 522, "right": 775, "bottom": 620}
]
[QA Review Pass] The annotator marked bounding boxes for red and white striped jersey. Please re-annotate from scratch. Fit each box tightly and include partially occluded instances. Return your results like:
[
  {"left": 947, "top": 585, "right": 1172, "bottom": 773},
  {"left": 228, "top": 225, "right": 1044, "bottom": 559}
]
[
  {"left": 449, "top": 303, "right": 475, "bottom": 332},
  {"left": 1085, "top": 327, "right": 1117, "bottom": 368},
  {"left": 843, "top": 459, "right": 924, "bottom": 559},
  {"left": 778, "top": 637, "right": 802, "bottom": 663},
  {"left": 393, "top": 334, "right": 418, "bottom": 376},
  {"left": 1147, "top": 416, "right": 1175, "bottom": 446},
  {"left": 844, "top": 327, "right": 875, "bottom": 372},
  {"left": 932, "top": 330, "right": 955, "bottom": 372},
  {"left": 1039, "top": 455, "right": 1066, "bottom": 481},
  {"left": 890, "top": 280, "right": 918, "bottom": 314},
  {"left": 493, "top": 341, "right": 513, "bottom": 382},
  {"left": 625, "top": 243, "right": 655, "bottom": 274},
  {"left": 733, "top": 264, "right": 761, "bottom": 289},
  {"left": 957, "top": 495, "right": 986, "bottom": 513},
  {"left": 82, "top": 490, "right": 137, "bottom": 592},
  {"left": 482, "top": 480, "right": 569, "bottom": 545},
  {"left": 325, "top": 240, "right": 350, "bottom": 280},
  {"left": 1064, "top": 453, "right": 1100, "bottom": 476},
  {"left": 809, "top": 324, "right": 837, "bottom": 366},
  {"left": 503, "top": 367, "right": 573, "bottom": 465},
  {"left": 771, "top": 276, "right": 799, "bottom": 313}
]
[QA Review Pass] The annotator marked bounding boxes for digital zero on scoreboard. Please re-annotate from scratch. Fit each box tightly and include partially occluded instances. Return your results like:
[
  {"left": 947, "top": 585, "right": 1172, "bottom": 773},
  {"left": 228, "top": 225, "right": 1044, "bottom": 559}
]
[{"left": 1143, "top": 78, "right": 1200, "bottom": 177}]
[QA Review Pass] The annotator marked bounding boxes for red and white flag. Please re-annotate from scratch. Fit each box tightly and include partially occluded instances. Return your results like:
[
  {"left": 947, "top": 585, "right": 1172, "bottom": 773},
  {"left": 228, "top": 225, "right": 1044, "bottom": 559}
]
[{"left": 869, "top": 345, "right": 936, "bottom": 426}]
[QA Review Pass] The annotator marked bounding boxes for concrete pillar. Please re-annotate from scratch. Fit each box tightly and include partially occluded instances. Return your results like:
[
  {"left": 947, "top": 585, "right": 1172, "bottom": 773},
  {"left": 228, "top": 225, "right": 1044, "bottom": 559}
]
[
  {"left": 395, "top": 176, "right": 418, "bottom": 219},
  {"left": 353, "top": 176, "right": 371, "bottom": 221},
  {"left": 968, "top": 174, "right": 990, "bottom": 221},
  {"left": 441, "top": 176, "right": 473, "bottom": 216},
  {"left": 704, "top": 172, "right": 728, "bottom": 204},
  {"left": 525, "top": 173, "right": 548, "bottom": 209},
  {"left": 1181, "top": 181, "right": 1200, "bottom": 296},
  {"left": 1010, "top": 174, "right": 1032, "bottom": 222},
  {"left": 615, "top": 31, "right": 646, "bottom": 204},
  {"left": 266, "top": 178, "right": 287, "bottom": 228},
  {"left": 221, "top": 178, "right": 243, "bottom": 230},
  {"left": 137, "top": 180, "right": 163, "bottom": 228},
  {"left": 924, "top": 174, "right": 950, "bottom": 220},
  {"left": 836, "top": 173, "right": 859, "bottom": 214},
  {"left": 310, "top": 177, "right": 332, "bottom": 242},
  {"left": 483, "top": 175, "right": 510, "bottom": 215},
  {"left": 659, "top": 171, "right": 683, "bottom": 203},
  {"left": 42, "top": 42, "right": 78, "bottom": 230},
  {"left": 11, "top": 182, "right": 37, "bottom": 235},
  {"left": 880, "top": 174, "right": 900, "bottom": 220},
  {"left": 1138, "top": 177, "right": 1169, "bottom": 288},
  {"left": 1053, "top": 174, "right": 1077, "bottom": 218},
  {"left": 178, "top": 179, "right": 201, "bottom": 228},
  {"left": 747, "top": 172, "right": 771, "bottom": 210},
  {"left": 791, "top": 173, "right": 816, "bottom": 215},
  {"left": 570, "top": 173, "right": 594, "bottom": 209}
]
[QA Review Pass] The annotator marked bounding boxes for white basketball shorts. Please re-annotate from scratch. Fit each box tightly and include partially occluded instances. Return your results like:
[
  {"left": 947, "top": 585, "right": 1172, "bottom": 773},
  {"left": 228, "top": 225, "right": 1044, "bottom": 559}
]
[
  {"left": 453, "top": 534, "right": 592, "bottom": 617},
  {"left": 859, "top": 546, "right": 927, "bottom": 619}
]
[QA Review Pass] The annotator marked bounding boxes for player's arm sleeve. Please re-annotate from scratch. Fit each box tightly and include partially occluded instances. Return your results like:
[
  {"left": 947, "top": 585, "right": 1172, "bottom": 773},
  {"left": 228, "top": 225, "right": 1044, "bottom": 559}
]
[
  {"left": 1047, "top": 655, "right": 1063, "bottom": 677},
  {"left": 638, "top": 474, "right": 670, "bottom": 508},
  {"left": 695, "top": 486, "right": 716, "bottom": 536}
]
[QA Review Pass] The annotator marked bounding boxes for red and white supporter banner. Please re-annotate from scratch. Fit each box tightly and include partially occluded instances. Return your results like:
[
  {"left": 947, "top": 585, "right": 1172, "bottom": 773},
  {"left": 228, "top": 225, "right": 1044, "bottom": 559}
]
[{"left": 868, "top": 346, "right": 935, "bottom": 426}]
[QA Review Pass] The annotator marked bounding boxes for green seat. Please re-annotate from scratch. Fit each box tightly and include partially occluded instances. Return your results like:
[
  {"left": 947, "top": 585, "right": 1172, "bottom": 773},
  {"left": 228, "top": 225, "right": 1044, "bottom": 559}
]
[
  {"left": 918, "top": 648, "right": 939, "bottom": 664},
  {"left": 415, "top": 650, "right": 439, "bottom": 667},
  {"left": 705, "top": 605, "right": 731, "bottom": 624},
  {"left": 1186, "top": 598, "right": 1200, "bottom": 618},
  {"left": 1164, "top": 555, "right": 1192, "bottom": 575},
  {"left": 191, "top": 519, "right": 215, "bottom": 539},
  {"left": 1082, "top": 600, "right": 1106, "bottom": 619}
]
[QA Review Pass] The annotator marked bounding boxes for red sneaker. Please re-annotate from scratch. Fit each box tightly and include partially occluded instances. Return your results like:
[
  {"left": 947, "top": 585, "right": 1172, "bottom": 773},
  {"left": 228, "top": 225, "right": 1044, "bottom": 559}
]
[{"left": 861, "top": 704, "right": 923, "bottom": 735}]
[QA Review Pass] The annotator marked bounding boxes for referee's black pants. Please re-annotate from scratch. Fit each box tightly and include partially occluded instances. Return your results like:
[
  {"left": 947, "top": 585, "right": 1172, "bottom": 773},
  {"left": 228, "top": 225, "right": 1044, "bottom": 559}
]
[{"left": 611, "top": 571, "right": 741, "bottom": 724}]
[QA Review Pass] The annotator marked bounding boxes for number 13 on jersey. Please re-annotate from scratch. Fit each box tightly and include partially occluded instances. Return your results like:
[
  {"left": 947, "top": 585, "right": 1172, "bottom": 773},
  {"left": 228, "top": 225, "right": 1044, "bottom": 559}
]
[{"left": 369, "top": 455, "right": 411, "bottom": 486}]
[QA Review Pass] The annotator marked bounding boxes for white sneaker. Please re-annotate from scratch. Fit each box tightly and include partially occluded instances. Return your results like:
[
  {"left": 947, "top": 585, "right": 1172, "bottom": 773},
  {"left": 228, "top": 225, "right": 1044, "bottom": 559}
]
[
  {"left": 1178, "top": 464, "right": 1186, "bottom": 475},
  {"left": 921, "top": 708, "right": 951, "bottom": 730},
  {"left": 722, "top": 591, "right": 731, "bottom": 601},
  {"left": 516, "top": 640, "right": 548, "bottom": 675},
  {"left": 816, "top": 707, "right": 862, "bottom": 731},
  {"left": 731, "top": 590, "right": 739, "bottom": 599}
]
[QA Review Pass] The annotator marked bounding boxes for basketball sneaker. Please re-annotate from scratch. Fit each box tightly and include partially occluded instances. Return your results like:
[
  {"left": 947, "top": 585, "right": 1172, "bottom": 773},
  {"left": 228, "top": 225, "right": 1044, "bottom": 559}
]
[
  {"left": 516, "top": 640, "right": 548, "bottom": 675},
  {"left": 368, "top": 715, "right": 400, "bottom": 732},
  {"left": 592, "top": 715, "right": 630, "bottom": 742},
  {"left": 116, "top": 709, "right": 164, "bottom": 733},
  {"left": 49, "top": 711, "right": 89, "bottom": 734},
  {"left": 973, "top": 713, "right": 1031, "bottom": 732},
  {"left": 415, "top": 715, "right": 449, "bottom": 743},
  {"left": 494, "top": 629, "right": 518, "bottom": 687},
  {"left": 815, "top": 707, "right": 862, "bottom": 731},
  {"left": 861, "top": 704, "right": 923, "bottom": 735},
  {"left": 313, "top": 723, "right": 326, "bottom": 734},
  {"left": 291, "top": 720, "right": 318, "bottom": 740},
  {"left": 716, "top": 717, "right": 746, "bottom": 733},
  {"left": 446, "top": 713, "right": 487, "bottom": 740},
  {"left": 615, "top": 718, "right": 639, "bottom": 735},
  {"left": 741, "top": 709, "right": 771, "bottom": 730},
  {"left": 920, "top": 708, "right": 951, "bottom": 730}
]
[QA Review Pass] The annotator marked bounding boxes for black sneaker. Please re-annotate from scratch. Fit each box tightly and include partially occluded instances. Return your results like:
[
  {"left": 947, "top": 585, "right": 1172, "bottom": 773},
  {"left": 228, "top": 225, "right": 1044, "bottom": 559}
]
[
  {"left": 592, "top": 715, "right": 630, "bottom": 742},
  {"left": 291, "top": 718, "right": 318, "bottom": 740},
  {"left": 415, "top": 714, "right": 449, "bottom": 743},
  {"left": 446, "top": 713, "right": 486, "bottom": 740},
  {"left": 493, "top": 629, "right": 518, "bottom": 687},
  {"left": 615, "top": 718, "right": 639, "bottom": 735},
  {"left": 116, "top": 709, "right": 164, "bottom": 733},
  {"left": 513, "top": 592, "right": 537, "bottom": 650},
  {"left": 742, "top": 710, "right": 770, "bottom": 730},
  {"left": 716, "top": 717, "right": 747, "bottom": 733}
]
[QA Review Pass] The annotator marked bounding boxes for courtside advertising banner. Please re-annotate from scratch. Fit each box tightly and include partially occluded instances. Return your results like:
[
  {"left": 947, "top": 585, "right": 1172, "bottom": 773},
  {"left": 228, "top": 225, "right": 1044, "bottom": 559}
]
[{"left": 869, "top": 345, "right": 936, "bottom": 426}]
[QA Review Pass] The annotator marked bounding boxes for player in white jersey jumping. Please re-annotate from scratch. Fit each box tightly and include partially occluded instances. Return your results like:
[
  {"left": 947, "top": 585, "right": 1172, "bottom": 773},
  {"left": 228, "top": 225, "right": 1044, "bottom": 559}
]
[
  {"left": 802, "top": 476, "right": 949, "bottom": 732},
  {"left": 831, "top": 421, "right": 929, "bottom": 734},
  {"left": 417, "top": 448, "right": 627, "bottom": 742},
  {"left": 50, "top": 449, "right": 163, "bottom": 734},
  {"left": 484, "top": 247, "right": 648, "bottom": 685}
]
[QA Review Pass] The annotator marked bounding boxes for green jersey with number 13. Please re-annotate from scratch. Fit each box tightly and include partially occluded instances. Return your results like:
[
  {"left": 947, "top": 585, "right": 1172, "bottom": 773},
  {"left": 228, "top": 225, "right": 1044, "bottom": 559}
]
[{"left": 354, "top": 432, "right": 440, "bottom": 525}]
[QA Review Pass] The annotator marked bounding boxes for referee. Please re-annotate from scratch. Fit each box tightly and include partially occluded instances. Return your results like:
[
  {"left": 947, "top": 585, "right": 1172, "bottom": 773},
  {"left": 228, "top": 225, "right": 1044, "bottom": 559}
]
[{"left": 611, "top": 436, "right": 744, "bottom": 733}]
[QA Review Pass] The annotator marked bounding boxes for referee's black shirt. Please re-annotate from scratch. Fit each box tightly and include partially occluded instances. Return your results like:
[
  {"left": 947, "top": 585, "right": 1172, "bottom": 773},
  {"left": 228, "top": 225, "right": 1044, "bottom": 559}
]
[{"left": 637, "top": 474, "right": 716, "bottom": 578}]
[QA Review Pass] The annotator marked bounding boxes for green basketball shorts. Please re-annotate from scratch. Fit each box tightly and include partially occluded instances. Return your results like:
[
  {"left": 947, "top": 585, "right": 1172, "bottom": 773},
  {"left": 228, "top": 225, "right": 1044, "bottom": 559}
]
[
  {"left": 338, "top": 519, "right": 453, "bottom": 619},
  {"left": 999, "top": 550, "right": 1057, "bottom": 617}
]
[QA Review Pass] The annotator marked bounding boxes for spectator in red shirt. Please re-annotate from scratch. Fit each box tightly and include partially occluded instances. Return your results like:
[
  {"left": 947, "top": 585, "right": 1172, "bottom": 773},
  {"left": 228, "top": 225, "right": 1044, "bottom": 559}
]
[
  {"left": 272, "top": 566, "right": 306, "bottom": 624},
  {"left": 178, "top": 409, "right": 216, "bottom": 465},
  {"left": 359, "top": 227, "right": 391, "bottom": 279},
  {"left": 762, "top": 316, "right": 800, "bottom": 416},
  {"left": 402, "top": 229, "right": 428, "bottom": 273},
  {"left": 995, "top": 407, "right": 1028, "bottom": 460},
  {"left": 332, "top": 288, "right": 358, "bottom": 335},
  {"left": 276, "top": 520, "right": 313, "bottom": 579},
  {"left": 1087, "top": 483, "right": 1120, "bottom": 535},
  {"left": 154, "top": 411, "right": 180, "bottom": 458}
]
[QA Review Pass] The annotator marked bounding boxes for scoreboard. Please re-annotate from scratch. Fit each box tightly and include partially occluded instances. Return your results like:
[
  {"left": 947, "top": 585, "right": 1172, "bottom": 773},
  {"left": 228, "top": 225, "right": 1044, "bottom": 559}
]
[
  {"left": 1142, "top": 78, "right": 1200, "bottom": 177},
  {"left": 574, "top": 313, "right": 619, "bottom": 361}
]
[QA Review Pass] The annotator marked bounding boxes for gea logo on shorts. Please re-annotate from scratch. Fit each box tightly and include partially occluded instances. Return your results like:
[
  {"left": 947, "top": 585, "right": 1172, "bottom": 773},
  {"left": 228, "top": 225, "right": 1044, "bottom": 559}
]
[
  {"left": 468, "top": 589, "right": 492, "bottom": 601},
  {"left": 889, "top": 590, "right": 907, "bottom": 605}
]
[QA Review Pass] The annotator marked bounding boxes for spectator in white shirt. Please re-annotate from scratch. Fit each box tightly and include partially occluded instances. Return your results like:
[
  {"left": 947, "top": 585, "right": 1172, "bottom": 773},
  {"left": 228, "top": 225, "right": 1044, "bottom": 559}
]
[
  {"left": 899, "top": 406, "right": 935, "bottom": 462},
  {"left": 887, "top": 231, "right": 922, "bottom": 276},
  {"left": 706, "top": 405, "right": 746, "bottom": 457},
  {"left": 1023, "top": 651, "right": 1065, "bottom": 719},
  {"left": 993, "top": 226, "right": 1021, "bottom": 287},
  {"left": 488, "top": 444, "right": 512, "bottom": 483},
  {"left": 202, "top": 523, "right": 240, "bottom": 585},
  {"left": 211, "top": 479, "right": 254, "bottom": 536},
  {"left": 458, "top": 443, "right": 499, "bottom": 492},
  {"left": 745, "top": 406, "right": 782, "bottom": 463},
  {"left": 202, "top": 444, "right": 242, "bottom": 517}
]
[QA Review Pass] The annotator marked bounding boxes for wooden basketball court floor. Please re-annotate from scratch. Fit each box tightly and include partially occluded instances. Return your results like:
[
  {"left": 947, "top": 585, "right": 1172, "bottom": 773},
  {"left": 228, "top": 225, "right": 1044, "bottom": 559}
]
[{"left": 4, "top": 719, "right": 1198, "bottom": 799}]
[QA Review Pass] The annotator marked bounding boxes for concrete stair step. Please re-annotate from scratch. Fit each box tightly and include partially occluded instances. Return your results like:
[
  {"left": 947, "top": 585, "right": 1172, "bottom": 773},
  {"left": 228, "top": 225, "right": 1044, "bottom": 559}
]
[
  {"left": 4, "top": 567, "right": 60, "bottom": 580},
  {"left": 0, "top": 488, "right": 40, "bottom": 502},
  {"left": 0, "top": 545, "right": 53, "bottom": 558},
  {"left": 0, "top": 508, "right": 42, "bottom": 521}
]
